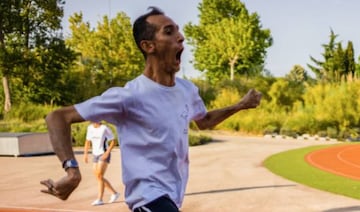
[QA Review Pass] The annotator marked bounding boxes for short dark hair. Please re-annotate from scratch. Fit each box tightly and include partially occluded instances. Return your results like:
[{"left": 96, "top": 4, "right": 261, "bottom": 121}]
[{"left": 133, "top": 7, "right": 164, "bottom": 58}]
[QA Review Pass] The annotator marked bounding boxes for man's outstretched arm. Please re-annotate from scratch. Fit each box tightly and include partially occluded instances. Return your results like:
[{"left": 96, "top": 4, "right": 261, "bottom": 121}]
[
  {"left": 40, "top": 106, "right": 85, "bottom": 200},
  {"left": 195, "top": 89, "right": 262, "bottom": 130}
]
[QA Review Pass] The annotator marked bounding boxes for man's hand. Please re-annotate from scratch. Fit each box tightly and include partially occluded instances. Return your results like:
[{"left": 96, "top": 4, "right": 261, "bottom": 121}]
[
  {"left": 236, "top": 89, "right": 262, "bottom": 110},
  {"left": 101, "top": 152, "right": 110, "bottom": 161},
  {"left": 195, "top": 88, "right": 262, "bottom": 130},
  {"left": 40, "top": 168, "right": 81, "bottom": 200}
]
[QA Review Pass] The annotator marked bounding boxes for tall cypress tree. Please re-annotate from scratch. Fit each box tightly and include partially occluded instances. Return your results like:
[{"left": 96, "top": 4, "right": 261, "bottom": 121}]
[
  {"left": 307, "top": 29, "right": 355, "bottom": 83},
  {"left": 345, "top": 41, "right": 355, "bottom": 79}
]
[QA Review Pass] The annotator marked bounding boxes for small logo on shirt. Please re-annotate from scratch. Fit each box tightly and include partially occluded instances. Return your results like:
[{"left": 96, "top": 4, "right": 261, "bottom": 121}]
[{"left": 181, "top": 105, "right": 189, "bottom": 134}]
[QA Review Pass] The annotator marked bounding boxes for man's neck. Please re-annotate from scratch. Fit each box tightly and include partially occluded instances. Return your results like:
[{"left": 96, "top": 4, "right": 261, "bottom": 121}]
[{"left": 143, "top": 63, "right": 176, "bottom": 87}]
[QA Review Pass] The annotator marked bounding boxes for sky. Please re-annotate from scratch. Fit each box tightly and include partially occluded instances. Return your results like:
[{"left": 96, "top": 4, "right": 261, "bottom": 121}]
[{"left": 61, "top": 0, "right": 360, "bottom": 78}]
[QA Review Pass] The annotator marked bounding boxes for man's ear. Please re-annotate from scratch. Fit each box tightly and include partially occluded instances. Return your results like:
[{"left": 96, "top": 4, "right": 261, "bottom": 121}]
[{"left": 140, "top": 40, "right": 155, "bottom": 54}]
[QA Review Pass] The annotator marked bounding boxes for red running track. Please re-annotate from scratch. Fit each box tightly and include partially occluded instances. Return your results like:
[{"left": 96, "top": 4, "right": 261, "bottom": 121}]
[{"left": 306, "top": 144, "right": 360, "bottom": 180}]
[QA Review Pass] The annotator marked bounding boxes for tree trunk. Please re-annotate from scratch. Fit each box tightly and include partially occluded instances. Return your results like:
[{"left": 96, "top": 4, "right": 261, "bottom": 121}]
[
  {"left": 2, "top": 76, "right": 11, "bottom": 112},
  {"left": 229, "top": 55, "right": 238, "bottom": 81},
  {"left": 230, "top": 62, "right": 234, "bottom": 81}
]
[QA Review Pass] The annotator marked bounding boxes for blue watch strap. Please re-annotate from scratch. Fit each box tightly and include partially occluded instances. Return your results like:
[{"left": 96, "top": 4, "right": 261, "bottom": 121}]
[{"left": 62, "top": 159, "right": 79, "bottom": 170}]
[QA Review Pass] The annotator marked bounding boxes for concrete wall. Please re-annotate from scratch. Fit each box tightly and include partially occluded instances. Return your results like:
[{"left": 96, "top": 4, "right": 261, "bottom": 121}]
[{"left": 0, "top": 133, "right": 53, "bottom": 157}]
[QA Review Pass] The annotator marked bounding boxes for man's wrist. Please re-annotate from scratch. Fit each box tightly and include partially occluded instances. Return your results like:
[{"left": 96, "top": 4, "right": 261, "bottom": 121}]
[{"left": 62, "top": 159, "right": 79, "bottom": 170}]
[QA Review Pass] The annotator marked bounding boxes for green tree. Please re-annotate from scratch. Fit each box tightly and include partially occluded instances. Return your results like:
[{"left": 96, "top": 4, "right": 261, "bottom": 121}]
[
  {"left": 285, "top": 65, "right": 309, "bottom": 82},
  {"left": 0, "top": 0, "right": 71, "bottom": 110},
  {"left": 345, "top": 41, "right": 355, "bottom": 79},
  {"left": 356, "top": 56, "right": 360, "bottom": 79},
  {"left": 27, "top": 38, "right": 76, "bottom": 105},
  {"left": 66, "top": 12, "right": 143, "bottom": 99},
  {"left": 308, "top": 29, "right": 338, "bottom": 82},
  {"left": 308, "top": 29, "right": 355, "bottom": 83},
  {"left": 0, "top": 0, "right": 23, "bottom": 112},
  {"left": 184, "top": 0, "right": 272, "bottom": 83}
]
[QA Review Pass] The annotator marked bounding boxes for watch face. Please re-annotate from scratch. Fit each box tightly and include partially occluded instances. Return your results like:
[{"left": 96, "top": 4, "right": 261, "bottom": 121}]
[{"left": 64, "top": 159, "right": 78, "bottom": 169}]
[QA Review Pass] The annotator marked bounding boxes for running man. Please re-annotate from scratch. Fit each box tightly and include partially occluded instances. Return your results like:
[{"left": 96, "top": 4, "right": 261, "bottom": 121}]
[{"left": 40, "top": 6, "right": 262, "bottom": 212}]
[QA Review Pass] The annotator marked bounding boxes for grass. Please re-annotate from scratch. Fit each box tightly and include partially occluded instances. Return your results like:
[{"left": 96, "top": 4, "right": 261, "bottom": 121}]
[{"left": 263, "top": 144, "right": 360, "bottom": 200}]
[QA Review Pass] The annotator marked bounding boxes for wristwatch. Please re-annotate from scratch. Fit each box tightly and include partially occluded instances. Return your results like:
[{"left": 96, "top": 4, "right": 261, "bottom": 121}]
[{"left": 62, "top": 159, "right": 79, "bottom": 170}]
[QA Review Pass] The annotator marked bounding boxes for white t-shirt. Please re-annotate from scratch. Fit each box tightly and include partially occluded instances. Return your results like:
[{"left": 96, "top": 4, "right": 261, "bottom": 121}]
[
  {"left": 75, "top": 74, "right": 207, "bottom": 210},
  {"left": 86, "top": 124, "right": 115, "bottom": 156}
]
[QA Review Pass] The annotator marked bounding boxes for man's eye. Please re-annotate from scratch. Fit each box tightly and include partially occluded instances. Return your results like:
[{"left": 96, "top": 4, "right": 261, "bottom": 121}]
[{"left": 164, "top": 28, "right": 173, "bottom": 35}]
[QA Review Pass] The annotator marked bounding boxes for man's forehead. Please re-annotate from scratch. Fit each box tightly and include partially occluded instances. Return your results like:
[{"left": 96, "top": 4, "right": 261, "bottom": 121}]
[{"left": 146, "top": 15, "right": 177, "bottom": 28}]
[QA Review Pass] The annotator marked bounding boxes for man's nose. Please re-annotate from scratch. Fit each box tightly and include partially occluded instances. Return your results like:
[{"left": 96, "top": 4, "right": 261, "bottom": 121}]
[{"left": 177, "top": 32, "right": 184, "bottom": 43}]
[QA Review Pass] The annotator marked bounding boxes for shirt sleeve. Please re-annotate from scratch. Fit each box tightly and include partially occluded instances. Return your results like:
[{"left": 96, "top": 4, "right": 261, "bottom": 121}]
[
  {"left": 85, "top": 125, "right": 92, "bottom": 140},
  {"left": 190, "top": 84, "right": 207, "bottom": 121},
  {"left": 74, "top": 87, "right": 132, "bottom": 125},
  {"left": 104, "top": 126, "right": 115, "bottom": 141}
]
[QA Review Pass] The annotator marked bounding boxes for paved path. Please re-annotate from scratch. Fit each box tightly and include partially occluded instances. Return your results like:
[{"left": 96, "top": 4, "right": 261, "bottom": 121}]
[{"left": 1, "top": 133, "right": 360, "bottom": 212}]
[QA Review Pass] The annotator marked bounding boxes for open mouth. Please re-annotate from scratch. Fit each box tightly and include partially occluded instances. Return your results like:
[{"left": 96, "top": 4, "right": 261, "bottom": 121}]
[{"left": 175, "top": 48, "right": 183, "bottom": 63}]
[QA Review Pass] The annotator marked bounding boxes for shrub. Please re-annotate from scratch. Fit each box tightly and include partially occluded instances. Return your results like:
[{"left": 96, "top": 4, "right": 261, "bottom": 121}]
[
  {"left": 0, "top": 117, "right": 48, "bottom": 132},
  {"left": 209, "top": 87, "right": 240, "bottom": 109},
  {"left": 280, "top": 127, "right": 298, "bottom": 138},
  {"left": 326, "top": 127, "right": 338, "bottom": 139},
  {"left": 317, "top": 130, "right": 328, "bottom": 138},
  {"left": 189, "top": 132, "right": 212, "bottom": 146},
  {"left": 71, "top": 122, "right": 89, "bottom": 147},
  {"left": 4, "top": 103, "right": 55, "bottom": 122},
  {"left": 263, "top": 124, "right": 279, "bottom": 135}
]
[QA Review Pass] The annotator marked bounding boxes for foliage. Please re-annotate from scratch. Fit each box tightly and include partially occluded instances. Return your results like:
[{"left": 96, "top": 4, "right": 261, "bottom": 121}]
[
  {"left": 0, "top": 119, "right": 47, "bottom": 132},
  {"left": 2, "top": 0, "right": 360, "bottom": 146},
  {"left": 194, "top": 76, "right": 276, "bottom": 107},
  {"left": 268, "top": 78, "right": 306, "bottom": 111},
  {"left": 71, "top": 122, "right": 89, "bottom": 147},
  {"left": 264, "top": 145, "right": 360, "bottom": 200},
  {"left": 184, "top": 0, "right": 272, "bottom": 83},
  {"left": 0, "top": 103, "right": 55, "bottom": 132},
  {"left": 356, "top": 55, "right": 360, "bottom": 78},
  {"left": 24, "top": 38, "right": 77, "bottom": 105},
  {"left": 192, "top": 79, "right": 217, "bottom": 106},
  {"left": 285, "top": 65, "right": 309, "bottom": 82},
  {"left": 3, "top": 77, "right": 360, "bottom": 142},
  {"left": 192, "top": 77, "right": 360, "bottom": 140},
  {"left": 209, "top": 87, "right": 240, "bottom": 109},
  {"left": 66, "top": 12, "right": 144, "bottom": 100},
  {"left": 345, "top": 41, "right": 356, "bottom": 78},
  {"left": 207, "top": 86, "right": 282, "bottom": 134},
  {"left": 281, "top": 82, "right": 360, "bottom": 139},
  {"left": 243, "top": 75, "right": 277, "bottom": 101},
  {"left": 188, "top": 131, "right": 212, "bottom": 146},
  {"left": 308, "top": 30, "right": 356, "bottom": 82},
  {"left": 3, "top": 103, "right": 55, "bottom": 123},
  {"left": 0, "top": 0, "right": 77, "bottom": 109}
]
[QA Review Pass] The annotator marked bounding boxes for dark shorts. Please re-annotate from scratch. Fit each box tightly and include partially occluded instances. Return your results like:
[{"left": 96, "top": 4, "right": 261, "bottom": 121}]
[
  {"left": 133, "top": 195, "right": 179, "bottom": 212},
  {"left": 92, "top": 153, "right": 111, "bottom": 163}
]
